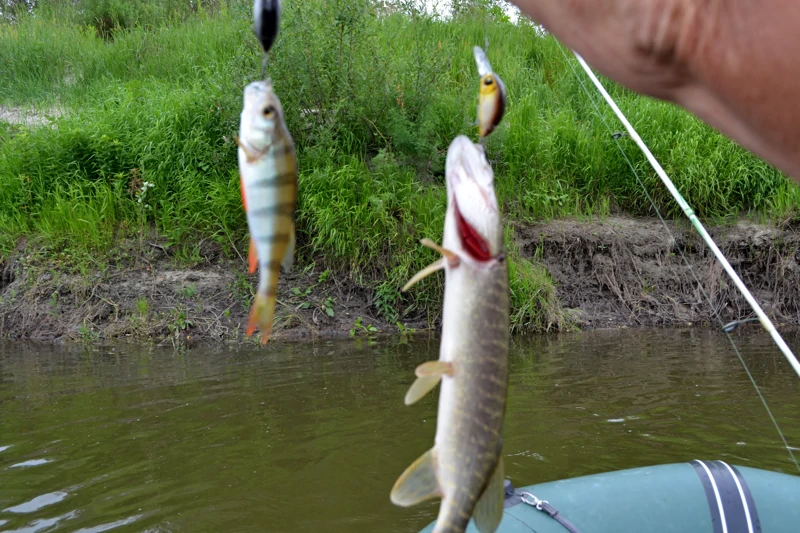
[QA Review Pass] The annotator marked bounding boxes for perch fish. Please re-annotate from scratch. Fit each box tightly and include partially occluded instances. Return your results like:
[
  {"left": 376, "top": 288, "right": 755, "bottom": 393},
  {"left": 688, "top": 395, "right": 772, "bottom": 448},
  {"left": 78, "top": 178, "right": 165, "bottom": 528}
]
[{"left": 235, "top": 79, "right": 297, "bottom": 345}]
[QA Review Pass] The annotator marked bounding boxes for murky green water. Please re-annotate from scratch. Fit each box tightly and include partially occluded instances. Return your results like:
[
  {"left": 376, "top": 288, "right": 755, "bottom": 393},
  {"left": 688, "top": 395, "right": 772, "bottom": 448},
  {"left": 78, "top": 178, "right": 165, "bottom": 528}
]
[{"left": 1, "top": 328, "right": 799, "bottom": 533}]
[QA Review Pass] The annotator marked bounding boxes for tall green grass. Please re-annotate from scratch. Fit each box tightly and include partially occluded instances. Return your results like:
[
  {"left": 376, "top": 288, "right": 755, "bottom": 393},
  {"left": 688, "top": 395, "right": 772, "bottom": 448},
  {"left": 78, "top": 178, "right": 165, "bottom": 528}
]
[{"left": 1, "top": 0, "right": 799, "bottom": 330}]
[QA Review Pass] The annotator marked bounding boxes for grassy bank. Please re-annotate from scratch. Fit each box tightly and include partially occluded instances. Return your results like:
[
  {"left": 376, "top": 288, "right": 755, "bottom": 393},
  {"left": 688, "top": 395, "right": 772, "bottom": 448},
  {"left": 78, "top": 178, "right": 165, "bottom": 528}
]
[{"left": 1, "top": 0, "right": 798, "bottom": 333}]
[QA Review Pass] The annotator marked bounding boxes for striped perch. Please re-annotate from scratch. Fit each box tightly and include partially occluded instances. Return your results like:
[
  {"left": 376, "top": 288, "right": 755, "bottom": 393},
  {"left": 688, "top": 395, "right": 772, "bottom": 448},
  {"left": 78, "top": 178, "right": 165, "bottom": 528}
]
[{"left": 235, "top": 79, "right": 297, "bottom": 346}]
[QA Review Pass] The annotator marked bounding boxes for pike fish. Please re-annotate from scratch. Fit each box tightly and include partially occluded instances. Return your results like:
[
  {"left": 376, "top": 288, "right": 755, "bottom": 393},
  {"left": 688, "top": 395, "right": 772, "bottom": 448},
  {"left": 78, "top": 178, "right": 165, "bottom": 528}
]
[
  {"left": 473, "top": 46, "right": 507, "bottom": 139},
  {"left": 391, "top": 135, "right": 510, "bottom": 533},
  {"left": 235, "top": 79, "right": 297, "bottom": 345}
]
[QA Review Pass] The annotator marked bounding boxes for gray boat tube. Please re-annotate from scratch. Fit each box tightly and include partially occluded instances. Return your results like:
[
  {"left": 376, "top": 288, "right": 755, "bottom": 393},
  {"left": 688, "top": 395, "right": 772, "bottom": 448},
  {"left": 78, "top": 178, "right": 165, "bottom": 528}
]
[{"left": 417, "top": 460, "right": 800, "bottom": 533}]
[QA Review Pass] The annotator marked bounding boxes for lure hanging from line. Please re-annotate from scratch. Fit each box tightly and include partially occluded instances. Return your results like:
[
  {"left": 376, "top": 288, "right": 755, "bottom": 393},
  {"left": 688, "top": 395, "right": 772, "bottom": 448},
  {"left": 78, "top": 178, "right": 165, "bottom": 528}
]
[
  {"left": 254, "top": 0, "right": 281, "bottom": 77},
  {"left": 473, "top": 45, "right": 507, "bottom": 140}
]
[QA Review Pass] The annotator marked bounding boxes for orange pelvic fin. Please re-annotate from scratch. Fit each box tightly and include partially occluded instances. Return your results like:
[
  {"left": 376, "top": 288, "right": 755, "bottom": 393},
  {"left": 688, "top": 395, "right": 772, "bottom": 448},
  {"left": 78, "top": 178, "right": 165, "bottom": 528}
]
[
  {"left": 240, "top": 173, "right": 248, "bottom": 212},
  {"left": 248, "top": 238, "right": 258, "bottom": 274}
]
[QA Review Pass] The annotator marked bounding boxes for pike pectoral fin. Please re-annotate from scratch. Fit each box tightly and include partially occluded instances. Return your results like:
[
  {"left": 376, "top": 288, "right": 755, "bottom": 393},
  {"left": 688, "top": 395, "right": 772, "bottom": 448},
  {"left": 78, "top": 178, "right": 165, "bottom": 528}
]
[
  {"left": 390, "top": 448, "right": 441, "bottom": 507},
  {"left": 401, "top": 258, "right": 445, "bottom": 292},
  {"left": 404, "top": 376, "right": 440, "bottom": 406},
  {"left": 402, "top": 238, "right": 460, "bottom": 292},
  {"left": 420, "top": 238, "right": 459, "bottom": 263},
  {"left": 473, "top": 456, "right": 505, "bottom": 533}
]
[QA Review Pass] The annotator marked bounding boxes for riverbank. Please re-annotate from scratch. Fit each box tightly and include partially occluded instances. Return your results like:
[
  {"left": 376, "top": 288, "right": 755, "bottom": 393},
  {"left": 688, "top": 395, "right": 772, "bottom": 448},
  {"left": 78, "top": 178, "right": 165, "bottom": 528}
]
[
  {"left": 3, "top": 2, "right": 800, "bottom": 345},
  {"left": 2, "top": 215, "right": 797, "bottom": 345}
]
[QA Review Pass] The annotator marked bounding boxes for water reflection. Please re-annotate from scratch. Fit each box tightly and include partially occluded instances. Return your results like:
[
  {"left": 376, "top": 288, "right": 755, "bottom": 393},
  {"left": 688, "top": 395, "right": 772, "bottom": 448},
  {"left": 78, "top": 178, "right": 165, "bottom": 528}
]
[
  {"left": 0, "top": 328, "right": 798, "bottom": 533},
  {"left": 4, "top": 493, "right": 68, "bottom": 514},
  {"left": 6, "top": 460, "right": 52, "bottom": 469},
  {"left": 2, "top": 512, "right": 78, "bottom": 533},
  {"left": 72, "top": 515, "right": 143, "bottom": 533}
]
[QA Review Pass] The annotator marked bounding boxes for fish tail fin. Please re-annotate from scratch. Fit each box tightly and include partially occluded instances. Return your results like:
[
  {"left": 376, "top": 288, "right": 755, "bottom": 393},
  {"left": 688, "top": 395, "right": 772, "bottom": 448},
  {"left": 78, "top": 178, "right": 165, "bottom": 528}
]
[
  {"left": 473, "top": 456, "right": 505, "bottom": 533},
  {"left": 281, "top": 223, "right": 296, "bottom": 272},
  {"left": 246, "top": 286, "right": 277, "bottom": 345},
  {"left": 390, "top": 448, "right": 441, "bottom": 507}
]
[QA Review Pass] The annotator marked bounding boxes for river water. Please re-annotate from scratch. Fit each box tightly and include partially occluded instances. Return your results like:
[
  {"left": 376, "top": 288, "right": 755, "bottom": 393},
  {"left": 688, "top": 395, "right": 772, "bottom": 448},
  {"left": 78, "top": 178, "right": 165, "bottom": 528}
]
[{"left": 1, "top": 328, "right": 798, "bottom": 533}]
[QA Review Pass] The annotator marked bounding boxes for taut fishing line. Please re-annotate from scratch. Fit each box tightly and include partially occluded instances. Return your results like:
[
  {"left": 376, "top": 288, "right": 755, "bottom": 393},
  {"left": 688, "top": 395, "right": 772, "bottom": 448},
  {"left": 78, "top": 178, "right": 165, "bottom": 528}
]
[
  {"left": 553, "top": 44, "right": 800, "bottom": 472},
  {"left": 484, "top": 4, "right": 490, "bottom": 53}
]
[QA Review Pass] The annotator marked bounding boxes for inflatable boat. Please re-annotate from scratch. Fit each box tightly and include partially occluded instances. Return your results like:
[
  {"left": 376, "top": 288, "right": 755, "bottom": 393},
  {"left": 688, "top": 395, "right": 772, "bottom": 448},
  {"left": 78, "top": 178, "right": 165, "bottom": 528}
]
[{"left": 418, "top": 460, "right": 799, "bottom": 533}]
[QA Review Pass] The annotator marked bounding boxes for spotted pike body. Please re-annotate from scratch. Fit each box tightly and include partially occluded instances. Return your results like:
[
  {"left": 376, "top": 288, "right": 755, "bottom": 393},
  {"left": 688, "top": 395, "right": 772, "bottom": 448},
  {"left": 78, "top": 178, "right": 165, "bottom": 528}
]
[
  {"left": 236, "top": 79, "right": 297, "bottom": 345},
  {"left": 391, "top": 135, "right": 510, "bottom": 533}
]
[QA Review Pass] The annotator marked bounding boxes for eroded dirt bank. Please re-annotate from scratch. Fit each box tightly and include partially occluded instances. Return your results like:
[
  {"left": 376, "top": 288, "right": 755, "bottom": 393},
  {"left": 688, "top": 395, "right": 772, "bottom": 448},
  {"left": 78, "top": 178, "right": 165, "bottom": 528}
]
[
  {"left": 1, "top": 216, "right": 799, "bottom": 345},
  {"left": 515, "top": 216, "right": 800, "bottom": 329}
]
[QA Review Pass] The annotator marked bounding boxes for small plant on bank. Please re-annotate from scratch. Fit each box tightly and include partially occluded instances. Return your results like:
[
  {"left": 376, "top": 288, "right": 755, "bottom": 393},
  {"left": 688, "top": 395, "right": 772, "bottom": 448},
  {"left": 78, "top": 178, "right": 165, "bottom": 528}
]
[
  {"left": 349, "top": 316, "right": 378, "bottom": 337},
  {"left": 320, "top": 296, "right": 335, "bottom": 318},
  {"left": 135, "top": 297, "right": 149, "bottom": 317},
  {"left": 178, "top": 284, "right": 197, "bottom": 298},
  {"left": 77, "top": 321, "right": 100, "bottom": 345}
]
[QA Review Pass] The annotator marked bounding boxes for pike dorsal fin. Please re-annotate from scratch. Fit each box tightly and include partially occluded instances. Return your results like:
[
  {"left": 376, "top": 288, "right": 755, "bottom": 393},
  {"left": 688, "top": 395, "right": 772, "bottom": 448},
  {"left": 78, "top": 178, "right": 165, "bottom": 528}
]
[
  {"left": 390, "top": 448, "right": 441, "bottom": 507},
  {"left": 473, "top": 456, "right": 505, "bottom": 533}
]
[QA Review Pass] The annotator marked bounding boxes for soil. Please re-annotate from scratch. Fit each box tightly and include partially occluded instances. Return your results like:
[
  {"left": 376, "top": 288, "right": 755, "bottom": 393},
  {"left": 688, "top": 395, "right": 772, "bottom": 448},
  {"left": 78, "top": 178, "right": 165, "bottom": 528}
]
[
  {"left": 513, "top": 216, "right": 800, "bottom": 329},
  {"left": 2, "top": 215, "right": 799, "bottom": 345},
  {"left": 0, "top": 239, "right": 423, "bottom": 346},
  {"left": 0, "top": 105, "right": 64, "bottom": 128}
]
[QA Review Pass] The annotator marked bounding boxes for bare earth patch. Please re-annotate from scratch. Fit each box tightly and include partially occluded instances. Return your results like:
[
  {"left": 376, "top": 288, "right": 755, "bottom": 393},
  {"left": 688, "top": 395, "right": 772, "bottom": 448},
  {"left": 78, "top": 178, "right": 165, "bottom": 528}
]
[
  {"left": 0, "top": 243, "right": 418, "bottom": 346},
  {"left": 514, "top": 216, "right": 800, "bottom": 329},
  {"left": 0, "top": 106, "right": 65, "bottom": 127}
]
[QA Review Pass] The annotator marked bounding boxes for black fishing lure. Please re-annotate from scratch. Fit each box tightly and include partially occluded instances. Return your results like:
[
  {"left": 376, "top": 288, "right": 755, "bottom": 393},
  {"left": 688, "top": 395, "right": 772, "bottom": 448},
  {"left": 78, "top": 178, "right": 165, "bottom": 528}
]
[{"left": 253, "top": 0, "right": 281, "bottom": 55}]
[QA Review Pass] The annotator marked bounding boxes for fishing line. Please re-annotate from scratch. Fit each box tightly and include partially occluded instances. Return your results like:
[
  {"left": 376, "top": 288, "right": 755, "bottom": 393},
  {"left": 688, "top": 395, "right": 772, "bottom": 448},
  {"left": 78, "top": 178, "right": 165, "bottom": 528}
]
[
  {"left": 554, "top": 44, "right": 800, "bottom": 472},
  {"left": 484, "top": 4, "right": 490, "bottom": 52}
]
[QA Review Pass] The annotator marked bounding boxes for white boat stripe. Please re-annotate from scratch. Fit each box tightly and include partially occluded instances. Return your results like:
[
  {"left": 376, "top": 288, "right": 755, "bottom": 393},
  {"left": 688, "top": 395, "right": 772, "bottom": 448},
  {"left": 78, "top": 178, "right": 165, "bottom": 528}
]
[
  {"left": 697, "top": 460, "right": 728, "bottom": 533},
  {"left": 720, "top": 461, "right": 754, "bottom": 533}
]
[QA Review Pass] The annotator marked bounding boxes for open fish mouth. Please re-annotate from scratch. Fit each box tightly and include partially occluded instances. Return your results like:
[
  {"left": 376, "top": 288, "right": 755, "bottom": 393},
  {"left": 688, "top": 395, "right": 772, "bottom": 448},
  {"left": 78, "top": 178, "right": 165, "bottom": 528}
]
[
  {"left": 445, "top": 135, "right": 502, "bottom": 261},
  {"left": 453, "top": 197, "right": 492, "bottom": 262}
]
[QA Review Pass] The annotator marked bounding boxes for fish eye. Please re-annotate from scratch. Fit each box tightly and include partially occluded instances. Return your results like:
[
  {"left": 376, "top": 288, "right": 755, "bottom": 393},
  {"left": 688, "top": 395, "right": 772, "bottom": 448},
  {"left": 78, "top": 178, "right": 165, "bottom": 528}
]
[
  {"left": 483, "top": 77, "right": 494, "bottom": 86},
  {"left": 262, "top": 106, "right": 275, "bottom": 116}
]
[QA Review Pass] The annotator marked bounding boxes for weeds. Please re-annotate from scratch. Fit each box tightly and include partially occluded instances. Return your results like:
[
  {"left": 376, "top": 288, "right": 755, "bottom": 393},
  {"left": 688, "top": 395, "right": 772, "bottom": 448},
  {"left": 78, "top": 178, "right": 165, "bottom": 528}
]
[
  {"left": 350, "top": 316, "right": 378, "bottom": 337},
  {"left": 77, "top": 321, "right": 100, "bottom": 345},
  {"left": 168, "top": 307, "right": 193, "bottom": 334},
  {"left": 177, "top": 284, "right": 197, "bottom": 298},
  {"left": 135, "top": 297, "right": 149, "bottom": 316}
]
